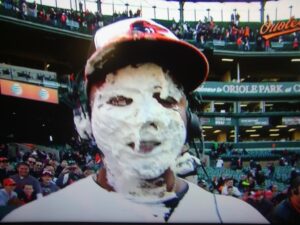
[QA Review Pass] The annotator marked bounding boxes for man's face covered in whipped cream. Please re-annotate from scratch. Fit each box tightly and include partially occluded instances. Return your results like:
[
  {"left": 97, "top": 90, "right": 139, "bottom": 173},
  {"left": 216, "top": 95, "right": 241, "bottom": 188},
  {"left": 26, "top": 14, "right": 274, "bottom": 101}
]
[{"left": 89, "top": 63, "right": 187, "bottom": 201}]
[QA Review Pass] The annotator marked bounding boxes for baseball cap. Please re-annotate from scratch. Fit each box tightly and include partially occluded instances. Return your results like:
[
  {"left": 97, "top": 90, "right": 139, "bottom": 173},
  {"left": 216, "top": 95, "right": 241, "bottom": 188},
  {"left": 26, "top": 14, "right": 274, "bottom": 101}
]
[
  {"left": 85, "top": 17, "right": 209, "bottom": 96},
  {"left": 42, "top": 170, "right": 53, "bottom": 177},
  {"left": 3, "top": 178, "right": 16, "bottom": 186},
  {"left": 0, "top": 157, "right": 8, "bottom": 162}
]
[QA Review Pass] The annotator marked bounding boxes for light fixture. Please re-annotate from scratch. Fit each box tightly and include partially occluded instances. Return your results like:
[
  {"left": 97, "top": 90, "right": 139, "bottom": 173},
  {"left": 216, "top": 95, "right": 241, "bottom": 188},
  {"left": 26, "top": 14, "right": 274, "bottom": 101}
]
[
  {"left": 252, "top": 126, "right": 263, "bottom": 128},
  {"left": 265, "top": 103, "right": 273, "bottom": 107},
  {"left": 291, "top": 58, "right": 300, "bottom": 62},
  {"left": 222, "top": 58, "right": 234, "bottom": 62},
  {"left": 250, "top": 134, "right": 260, "bottom": 137},
  {"left": 240, "top": 104, "right": 247, "bottom": 107},
  {"left": 214, "top": 102, "right": 225, "bottom": 105},
  {"left": 230, "top": 130, "right": 235, "bottom": 133},
  {"left": 276, "top": 125, "right": 287, "bottom": 128},
  {"left": 246, "top": 129, "right": 256, "bottom": 132},
  {"left": 202, "top": 126, "right": 213, "bottom": 129},
  {"left": 269, "top": 133, "right": 279, "bottom": 136},
  {"left": 213, "top": 130, "right": 221, "bottom": 134},
  {"left": 288, "top": 128, "right": 296, "bottom": 132},
  {"left": 269, "top": 129, "right": 279, "bottom": 132},
  {"left": 230, "top": 135, "right": 235, "bottom": 138}
]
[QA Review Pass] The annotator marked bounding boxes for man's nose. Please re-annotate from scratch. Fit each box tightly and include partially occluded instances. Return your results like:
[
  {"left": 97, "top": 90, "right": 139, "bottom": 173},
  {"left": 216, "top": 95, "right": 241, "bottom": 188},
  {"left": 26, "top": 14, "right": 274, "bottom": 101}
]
[{"left": 140, "top": 121, "right": 158, "bottom": 131}]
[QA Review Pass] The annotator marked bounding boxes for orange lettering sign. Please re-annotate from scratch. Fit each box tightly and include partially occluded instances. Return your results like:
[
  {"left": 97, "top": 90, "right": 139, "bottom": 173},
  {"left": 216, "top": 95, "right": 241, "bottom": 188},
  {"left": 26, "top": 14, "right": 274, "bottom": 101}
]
[{"left": 260, "top": 17, "right": 300, "bottom": 40}]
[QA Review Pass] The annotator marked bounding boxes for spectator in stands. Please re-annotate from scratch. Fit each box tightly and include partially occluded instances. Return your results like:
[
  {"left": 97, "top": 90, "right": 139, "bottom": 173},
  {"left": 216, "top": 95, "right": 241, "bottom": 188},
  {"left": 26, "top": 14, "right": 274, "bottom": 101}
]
[
  {"left": 221, "top": 177, "right": 242, "bottom": 198},
  {"left": 40, "top": 170, "right": 59, "bottom": 196},
  {"left": 211, "top": 176, "right": 219, "bottom": 192},
  {"left": 79, "top": 1, "right": 83, "bottom": 13},
  {"left": 26, "top": 156, "right": 36, "bottom": 174},
  {"left": 27, "top": 0, "right": 37, "bottom": 18},
  {"left": 265, "top": 39, "right": 271, "bottom": 51},
  {"left": 56, "top": 161, "right": 84, "bottom": 188},
  {"left": 246, "top": 173, "right": 256, "bottom": 192},
  {"left": 0, "top": 178, "right": 18, "bottom": 206},
  {"left": 247, "top": 190, "right": 274, "bottom": 222},
  {"left": 0, "top": 157, "right": 14, "bottom": 187},
  {"left": 238, "top": 174, "right": 250, "bottom": 193},
  {"left": 293, "top": 37, "right": 299, "bottom": 50},
  {"left": 2, "top": 18, "right": 267, "bottom": 223},
  {"left": 236, "top": 156, "right": 243, "bottom": 170},
  {"left": 249, "top": 159, "right": 256, "bottom": 170},
  {"left": 215, "top": 157, "right": 224, "bottom": 168},
  {"left": 244, "top": 37, "right": 250, "bottom": 51},
  {"left": 31, "top": 160, "right": 44, "bottom": 178},
  {"left": 256, "top": 31, "right": 264, "bottom": 51},
  {"left": 279, "top": 157, "right": 288, "bottom": 166},
  {"left": 266, "top": 162, "right": 275, "bottom": 179},
  {"left": 55, "top": 160, "right": 68, "bottom": 177},
  {"left": 17, "top": 184, "right": 36, "bottom": 204},
  {"left": 255, "top": 170, "right": 266, "bottom": 186},
  {"left": 237, "top": 36, "right": 243, "bottom": 50},
  {"left": 226, "top": 185, "right": 240, "bottom": 198},
  {"left": 10, "top": 162, "right": 42, "bottom": 199},
  {"left": 270, "top": 175, "right": 300, "bottom": 223}
]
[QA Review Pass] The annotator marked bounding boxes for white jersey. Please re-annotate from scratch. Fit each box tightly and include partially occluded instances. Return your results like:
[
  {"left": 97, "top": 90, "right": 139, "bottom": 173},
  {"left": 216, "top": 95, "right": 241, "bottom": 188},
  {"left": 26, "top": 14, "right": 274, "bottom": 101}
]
[{"left": 2, "top": 175, "right": 268, "bottom": 223}]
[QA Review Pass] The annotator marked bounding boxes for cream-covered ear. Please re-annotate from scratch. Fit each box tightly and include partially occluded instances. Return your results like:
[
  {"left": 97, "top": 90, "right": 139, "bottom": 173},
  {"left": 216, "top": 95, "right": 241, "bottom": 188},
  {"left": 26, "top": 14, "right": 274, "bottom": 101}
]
[{"left": 73, "top": 108, "right": 93, "bottom": 140}]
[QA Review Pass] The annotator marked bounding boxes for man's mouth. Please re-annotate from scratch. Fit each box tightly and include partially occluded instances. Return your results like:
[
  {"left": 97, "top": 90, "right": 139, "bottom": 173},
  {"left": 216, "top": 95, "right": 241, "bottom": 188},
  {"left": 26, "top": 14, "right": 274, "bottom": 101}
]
[{"left": 127, "top": 141, "right": 161, "bottom": 153}]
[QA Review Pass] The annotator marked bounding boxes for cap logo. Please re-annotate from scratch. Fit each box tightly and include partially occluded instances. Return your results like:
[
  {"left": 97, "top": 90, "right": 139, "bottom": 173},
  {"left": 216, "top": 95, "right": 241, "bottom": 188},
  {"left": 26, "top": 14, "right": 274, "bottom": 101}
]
[{"left": 129, "top": 20, "right": 169, "bottom": 38}]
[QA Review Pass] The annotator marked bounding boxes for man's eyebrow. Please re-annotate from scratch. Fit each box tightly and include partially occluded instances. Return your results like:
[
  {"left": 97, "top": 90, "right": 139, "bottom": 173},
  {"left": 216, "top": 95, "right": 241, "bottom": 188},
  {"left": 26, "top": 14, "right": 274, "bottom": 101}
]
[{"left": 154, "top": 85, "right": 162, "bottom": 89}]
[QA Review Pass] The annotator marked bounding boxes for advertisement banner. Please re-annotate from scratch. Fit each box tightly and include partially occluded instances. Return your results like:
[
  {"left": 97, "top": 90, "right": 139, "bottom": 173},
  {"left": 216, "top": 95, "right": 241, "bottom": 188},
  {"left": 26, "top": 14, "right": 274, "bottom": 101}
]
[
  {"left": 0, "top": 79, "right": 58, "bottom": 104},
  {"left": 200, "top": 117, "right": 234, "bottom": 126},
  {"left": 196, "top": 81, "right": 300, "bottom": 100},
  {"left": 239, "top": 117, "right": 269, "bottom": 126},
  {"left": 282, "top": 117, "right": 300, "bottom": 125}
]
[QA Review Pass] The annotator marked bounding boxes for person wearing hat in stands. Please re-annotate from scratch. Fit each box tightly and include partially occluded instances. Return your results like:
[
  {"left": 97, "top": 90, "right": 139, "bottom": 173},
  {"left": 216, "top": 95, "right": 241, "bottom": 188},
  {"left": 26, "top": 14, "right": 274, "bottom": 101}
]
[
  {"left": 0, "top": 178, "right": 18, "bottom": 206},
  {"left": 40, "top": 170, "right": 59, "bottom": 196},
  {"left": 0, "top": 157, "right": 14, "bottom": 187},
  {"left": 2, "top": 18, "right": 268, "bottom": 223}
]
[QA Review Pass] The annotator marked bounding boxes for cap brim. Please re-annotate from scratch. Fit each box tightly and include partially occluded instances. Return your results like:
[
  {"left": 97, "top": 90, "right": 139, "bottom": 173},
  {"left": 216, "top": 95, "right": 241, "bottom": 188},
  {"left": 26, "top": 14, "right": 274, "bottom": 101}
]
[{"left": 87, "top": 38, "right": 209, "bottom": 94}]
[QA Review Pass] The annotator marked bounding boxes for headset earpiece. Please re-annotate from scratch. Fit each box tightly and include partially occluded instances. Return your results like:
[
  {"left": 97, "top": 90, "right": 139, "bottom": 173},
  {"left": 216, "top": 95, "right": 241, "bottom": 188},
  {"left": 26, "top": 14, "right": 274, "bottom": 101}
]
[{"left": 186, "top": 108, "right": 202, "bottom": 142}]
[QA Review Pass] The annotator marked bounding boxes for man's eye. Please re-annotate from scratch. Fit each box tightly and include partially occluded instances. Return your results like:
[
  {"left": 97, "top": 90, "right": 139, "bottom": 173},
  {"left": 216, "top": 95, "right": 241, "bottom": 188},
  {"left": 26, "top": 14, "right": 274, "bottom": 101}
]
[
  {"left": 153, "top": 92, "right": 178, "bottom": 108},
  {"left": 107, "top": 96, "right": 133, "bottom": 106}
]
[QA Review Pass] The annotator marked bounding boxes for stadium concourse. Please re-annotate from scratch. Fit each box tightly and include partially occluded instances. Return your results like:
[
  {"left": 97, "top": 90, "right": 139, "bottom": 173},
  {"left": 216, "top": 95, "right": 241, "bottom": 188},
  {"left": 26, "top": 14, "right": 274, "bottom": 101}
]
[{"left": 0, "top": 0, "right": 300, "bottom": 222}]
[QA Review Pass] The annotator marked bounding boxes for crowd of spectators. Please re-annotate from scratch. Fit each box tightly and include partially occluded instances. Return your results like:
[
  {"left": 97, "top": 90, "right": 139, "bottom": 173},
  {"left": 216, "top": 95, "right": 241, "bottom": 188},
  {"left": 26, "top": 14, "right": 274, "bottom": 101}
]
[
  {"left": 1, "top": 1, "right": 299, "bottom": 51},
  {"left": 0, "top": 140, "right": 103, "bottom": 211},
  {"left": 1, "top": 139, "right": 299, "bottom": 222},
  {"left": 196, "top": 141, "right": 300, "bottom": 222},
  {"left": 1, "top": 0, "right": 141, "bottom": 35},
  {"left": 170, "top": 15, "right": 299, "bottom": 51}
]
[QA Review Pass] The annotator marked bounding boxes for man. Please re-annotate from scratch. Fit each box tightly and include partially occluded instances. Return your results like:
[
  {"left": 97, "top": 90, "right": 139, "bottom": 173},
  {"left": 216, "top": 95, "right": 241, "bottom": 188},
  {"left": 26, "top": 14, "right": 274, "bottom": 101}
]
[
  {"left": 9, "top": 162, "right": 42, "bottom": 199},
  {"left": 221, "top": 177, "right": 242, "bottom": 198},
  {"left": 270, "top": 175, "right": 300, "bottom": 223},
  {"left": 2, "top": 18, "right": 268, "bottom": 223}
]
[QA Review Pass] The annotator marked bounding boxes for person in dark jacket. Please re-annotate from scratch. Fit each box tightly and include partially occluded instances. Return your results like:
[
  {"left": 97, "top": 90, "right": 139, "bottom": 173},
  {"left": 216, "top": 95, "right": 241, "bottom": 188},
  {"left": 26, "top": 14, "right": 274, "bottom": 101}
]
[{"left": 270, "top": 175, "right": 300, "bottom": 223}]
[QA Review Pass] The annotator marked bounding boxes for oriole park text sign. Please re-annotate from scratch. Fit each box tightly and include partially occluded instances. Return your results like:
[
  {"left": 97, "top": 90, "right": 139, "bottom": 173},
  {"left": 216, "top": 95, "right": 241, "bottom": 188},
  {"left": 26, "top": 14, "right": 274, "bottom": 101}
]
[{"left": 195, "top": 82, "right": 300, "bottom": 100}]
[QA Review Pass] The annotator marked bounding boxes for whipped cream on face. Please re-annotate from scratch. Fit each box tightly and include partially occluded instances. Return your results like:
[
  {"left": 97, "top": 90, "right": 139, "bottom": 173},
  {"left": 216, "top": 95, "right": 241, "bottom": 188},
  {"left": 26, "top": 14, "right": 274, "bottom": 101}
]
[{"left": 91, "top": 63, "right": 186, "bottom": 202}]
